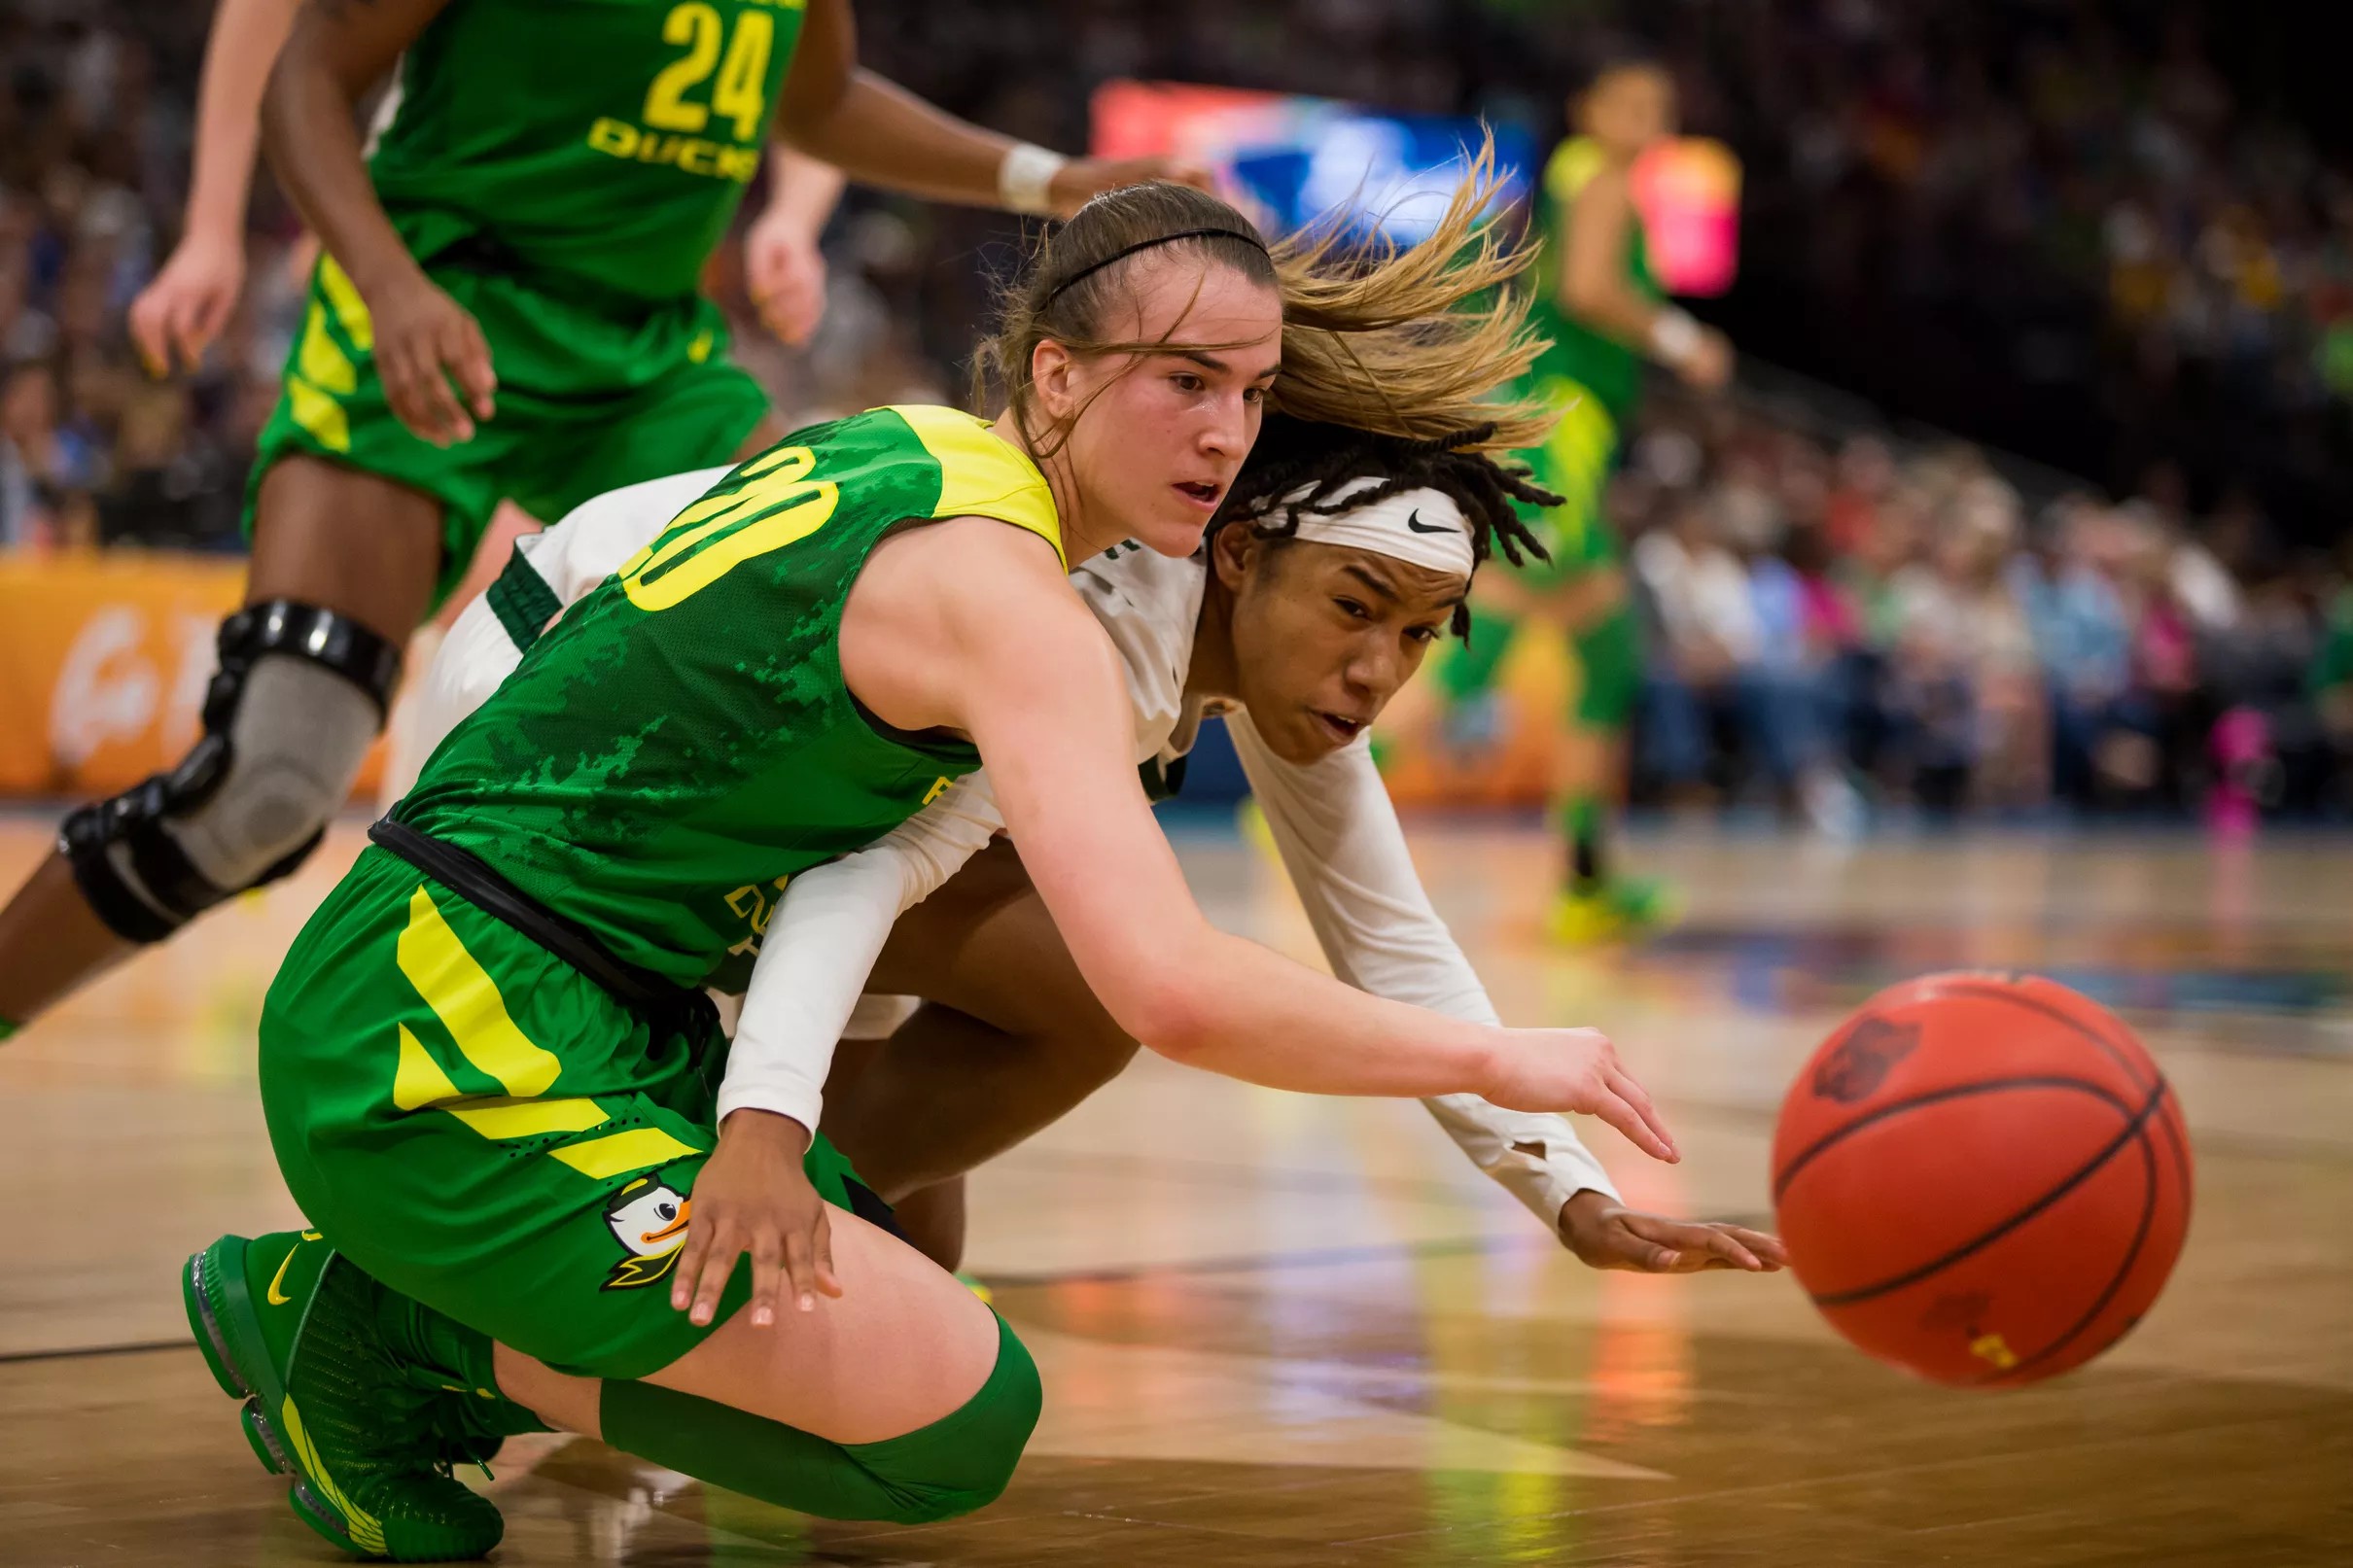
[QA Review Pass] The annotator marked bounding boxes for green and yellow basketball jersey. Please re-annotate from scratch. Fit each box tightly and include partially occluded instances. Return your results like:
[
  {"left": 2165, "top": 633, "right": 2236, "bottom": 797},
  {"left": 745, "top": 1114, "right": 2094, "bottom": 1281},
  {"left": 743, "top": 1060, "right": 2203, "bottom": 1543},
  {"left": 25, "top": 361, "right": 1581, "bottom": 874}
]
[
  {"left": 367, "top": 0, "right": 807, "bottom": 301},
  {"left": 1526, "top": 136, "right": 1663, "bottom": 425},
  {"left": 399, "top": 405, "right": 1064, "bottom": 988}
]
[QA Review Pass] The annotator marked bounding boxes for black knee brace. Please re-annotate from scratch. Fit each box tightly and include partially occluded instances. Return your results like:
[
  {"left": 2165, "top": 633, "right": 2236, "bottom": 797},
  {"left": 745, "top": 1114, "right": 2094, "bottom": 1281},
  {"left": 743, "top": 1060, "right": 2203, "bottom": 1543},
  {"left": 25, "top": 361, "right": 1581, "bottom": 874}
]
[{"left": 60, "top": 601, "right": 403, "bottom": 944}]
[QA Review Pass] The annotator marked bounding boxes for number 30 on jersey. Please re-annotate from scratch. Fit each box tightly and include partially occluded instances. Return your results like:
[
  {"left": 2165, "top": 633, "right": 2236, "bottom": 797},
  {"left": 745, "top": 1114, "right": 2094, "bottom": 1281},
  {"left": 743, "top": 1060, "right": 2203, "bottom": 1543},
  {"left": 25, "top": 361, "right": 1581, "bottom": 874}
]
[{"left": 619, "top": 444, "right": 840, "bottom": 611}]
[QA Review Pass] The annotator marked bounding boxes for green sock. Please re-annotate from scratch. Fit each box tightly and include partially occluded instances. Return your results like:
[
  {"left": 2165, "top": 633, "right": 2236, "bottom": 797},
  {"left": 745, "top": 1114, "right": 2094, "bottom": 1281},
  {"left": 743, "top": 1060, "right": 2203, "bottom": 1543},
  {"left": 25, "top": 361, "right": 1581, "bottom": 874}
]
[
  {"left": 604, "top": 1377, "right": 907, "bottom": 1519},
  {"left": 0, "top": 1018, "right": 16, "bottom": 1044},
  {"left": 1561, "top": 793, "right": 1605, "bottom": 890},
  {"left": 600, "top": 1313, "right": 1038, "bottom": 1524}
]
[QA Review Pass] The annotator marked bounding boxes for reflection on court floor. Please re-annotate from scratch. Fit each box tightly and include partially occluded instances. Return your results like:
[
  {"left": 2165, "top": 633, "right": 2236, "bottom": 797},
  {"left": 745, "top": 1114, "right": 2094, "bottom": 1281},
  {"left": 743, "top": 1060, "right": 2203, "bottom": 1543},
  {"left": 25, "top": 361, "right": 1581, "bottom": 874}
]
[{"left": 3, "top": 816, "right": 2348, "bottom": 1566}]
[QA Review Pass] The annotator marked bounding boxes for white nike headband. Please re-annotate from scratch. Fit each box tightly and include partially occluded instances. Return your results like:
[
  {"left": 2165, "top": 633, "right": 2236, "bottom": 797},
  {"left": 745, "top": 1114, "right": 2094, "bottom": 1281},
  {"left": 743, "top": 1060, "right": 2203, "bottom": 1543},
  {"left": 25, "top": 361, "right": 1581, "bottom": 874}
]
[{"left": 1265, "top": 476, "right": 1477, "bottom": 579}]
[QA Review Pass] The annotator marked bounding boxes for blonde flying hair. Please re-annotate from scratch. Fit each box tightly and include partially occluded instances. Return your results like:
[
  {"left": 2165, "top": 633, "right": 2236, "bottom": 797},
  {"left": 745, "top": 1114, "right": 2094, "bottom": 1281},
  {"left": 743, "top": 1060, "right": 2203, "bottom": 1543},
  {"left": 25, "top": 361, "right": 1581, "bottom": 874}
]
[{"left": 974, "top": 136, "right": 1552, "bottom": 460}]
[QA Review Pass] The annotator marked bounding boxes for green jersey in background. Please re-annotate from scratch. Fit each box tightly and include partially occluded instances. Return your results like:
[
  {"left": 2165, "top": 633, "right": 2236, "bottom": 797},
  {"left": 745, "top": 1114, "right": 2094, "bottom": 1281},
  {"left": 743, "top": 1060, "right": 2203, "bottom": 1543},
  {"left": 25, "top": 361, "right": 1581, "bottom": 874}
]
[
  {"left": 1525, "top": 135, "right": 1663, "bottom": 428},
  {"left": 369, "top": 0, "right": 809, "bottom": 302},
  {"left": 249, "top": 0, "right": 813, "bottom": 604}
]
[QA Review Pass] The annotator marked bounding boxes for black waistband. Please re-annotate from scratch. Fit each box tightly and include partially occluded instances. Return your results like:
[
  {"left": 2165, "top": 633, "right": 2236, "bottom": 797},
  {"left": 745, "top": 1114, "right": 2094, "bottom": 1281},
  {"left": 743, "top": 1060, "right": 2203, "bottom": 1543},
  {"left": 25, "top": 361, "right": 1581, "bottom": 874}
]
[{"left": 369, "top": 818, "right": 715, "bottom": 1041}]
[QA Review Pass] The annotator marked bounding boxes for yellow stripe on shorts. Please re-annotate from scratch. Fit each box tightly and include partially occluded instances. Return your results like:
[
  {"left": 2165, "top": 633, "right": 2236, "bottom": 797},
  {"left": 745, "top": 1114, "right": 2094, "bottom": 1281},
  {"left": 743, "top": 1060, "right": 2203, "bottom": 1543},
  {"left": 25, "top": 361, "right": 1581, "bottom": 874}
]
[
  {"left": 286, "top": 300, "right": 357, "bottom": 453},
  {"left": 297, "top": 301, "right": 358, "bottom": 396},
  {"left": 316, "top": 256, "right": 375, "bottom": 352},
  {"left": 1533, "top": 379, "right": 1618, "bottom": 560},
  {"left": 394, "top": 1024, "right": 464, "bottom": 1111},
  {"left": 449, "top": 1098, "right": 611, "bottom": 1139},
  {"left": 395, "top": 886, "right": 563, "bottom": 1098},
  {"left": 549, "top": 1127, "right": 704, "bottom": 1180},
  {"left": 397, "top": 1024, "right": 611, "bottom": 1138}
]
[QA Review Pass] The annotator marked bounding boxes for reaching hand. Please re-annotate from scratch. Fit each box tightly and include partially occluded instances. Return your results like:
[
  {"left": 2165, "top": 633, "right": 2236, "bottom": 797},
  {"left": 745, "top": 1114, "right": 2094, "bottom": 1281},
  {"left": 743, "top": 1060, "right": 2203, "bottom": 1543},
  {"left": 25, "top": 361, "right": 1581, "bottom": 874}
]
[
  {"left": 129, "top": 229, "right": 245, "bottom": 377},
  {"left": 743, "top": 209, "right": 829, "bottom": 347},
  {"left": 671, "top": 1109, "right": 843, "bottom": 1329},
  {"left": 1558, "top": 1189, "right": 1788, "bottom": 1273},
  {"left": 1482, "top": 1027, "right": 1679, "bottom": 1163},
  {"left": 368, "top": 271, "right": 497, "bottom": 446},
  {"left": 1047, "top": 155, "right": 1217, "bottom": 218}
]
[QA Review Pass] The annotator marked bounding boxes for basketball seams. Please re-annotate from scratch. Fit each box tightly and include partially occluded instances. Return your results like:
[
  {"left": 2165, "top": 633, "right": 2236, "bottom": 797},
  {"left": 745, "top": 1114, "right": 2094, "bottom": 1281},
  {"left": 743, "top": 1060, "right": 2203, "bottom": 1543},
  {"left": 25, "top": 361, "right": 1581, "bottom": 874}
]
[
  {"left": 1771, "top": 1074, "right": 2133, "bottom": 1202},
  {"left": 1977, "top": 1126, "right": 2160, "bottom": 1384},
  {"left": 1806, "top": 1078, "right": 2171, "bottom": 1309},
  {"left": 1781, "top": 975, "right": 2192, "bottom": 1387},
  {"left": 1933, "top": 977, "right": 2156, "bottom": 1094}
]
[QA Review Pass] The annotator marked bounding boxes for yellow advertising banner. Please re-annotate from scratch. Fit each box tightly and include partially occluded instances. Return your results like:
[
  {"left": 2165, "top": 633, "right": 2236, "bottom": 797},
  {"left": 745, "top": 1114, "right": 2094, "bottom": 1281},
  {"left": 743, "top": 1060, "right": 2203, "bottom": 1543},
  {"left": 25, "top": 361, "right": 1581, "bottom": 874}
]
[{"left": 0, "top": 554, "right": 387, "bottom": 799}]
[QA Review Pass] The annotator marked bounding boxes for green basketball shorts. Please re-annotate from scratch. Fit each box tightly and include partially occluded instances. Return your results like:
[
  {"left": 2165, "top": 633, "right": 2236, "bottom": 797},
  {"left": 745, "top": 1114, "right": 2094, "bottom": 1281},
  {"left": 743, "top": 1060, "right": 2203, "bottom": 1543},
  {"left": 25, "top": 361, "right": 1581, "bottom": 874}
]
[
  {"left": 258, "top": 846, "right": 860, "bottom": 1381},
  {"left": 244, "top": 230, "right": 768, "bottom": 614},
  {"left": 1445, "top": 375, "right": 1640, "bottom": 726},
  {"left": 1570, "top": 603, "right": 1641, "bottom": 728}
]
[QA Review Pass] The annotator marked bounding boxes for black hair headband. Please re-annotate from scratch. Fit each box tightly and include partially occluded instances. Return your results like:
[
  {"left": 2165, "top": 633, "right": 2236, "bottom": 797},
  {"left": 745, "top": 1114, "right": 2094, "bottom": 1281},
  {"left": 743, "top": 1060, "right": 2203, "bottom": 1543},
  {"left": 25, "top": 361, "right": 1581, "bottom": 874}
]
[{"left": 1043, "top": 226, "right": 1271, "bottom": 305}]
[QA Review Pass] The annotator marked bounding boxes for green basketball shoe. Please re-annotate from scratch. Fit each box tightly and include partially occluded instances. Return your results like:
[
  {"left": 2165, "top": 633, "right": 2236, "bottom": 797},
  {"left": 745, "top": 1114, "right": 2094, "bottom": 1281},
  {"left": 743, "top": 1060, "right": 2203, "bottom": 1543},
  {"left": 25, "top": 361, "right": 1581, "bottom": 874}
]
[
  {"left": 183, "top": 1231, "right": 506, "bottom": 1561},
  {"left": 1548, "top": 877, "right": 1680, "bottom": 946}
]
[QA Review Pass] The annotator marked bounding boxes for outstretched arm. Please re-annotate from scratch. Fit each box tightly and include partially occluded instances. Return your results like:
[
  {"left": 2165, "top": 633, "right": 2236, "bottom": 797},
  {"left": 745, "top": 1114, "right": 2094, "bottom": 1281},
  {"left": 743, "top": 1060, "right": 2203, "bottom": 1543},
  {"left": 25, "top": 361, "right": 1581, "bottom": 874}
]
[
  {"left": 844, "top": 519, "right": 1675, "bottom": 1155},
  {"left": 1229, "top": 714, "right": 1781, "bottom": 1273},
  {"left": 776, "top": 0, "right": 1206, "bottom": 218},
  {"left": 1224, "top": 715, "right": 1621, "bottom": 1211},
  {"left": 129, "top": 0, "right": 304, "bottom": 374}
]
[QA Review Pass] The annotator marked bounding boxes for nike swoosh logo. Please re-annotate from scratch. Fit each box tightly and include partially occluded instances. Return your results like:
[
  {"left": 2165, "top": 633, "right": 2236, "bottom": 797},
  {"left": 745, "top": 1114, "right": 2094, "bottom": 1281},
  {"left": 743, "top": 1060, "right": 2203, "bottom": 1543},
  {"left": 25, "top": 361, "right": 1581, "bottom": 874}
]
[
  {"left": 1405, "top": 509, "right": 1457, "bottom": 535},
  {"left": 266, "top": 1236, "right": 318, "bottom": 1306}
]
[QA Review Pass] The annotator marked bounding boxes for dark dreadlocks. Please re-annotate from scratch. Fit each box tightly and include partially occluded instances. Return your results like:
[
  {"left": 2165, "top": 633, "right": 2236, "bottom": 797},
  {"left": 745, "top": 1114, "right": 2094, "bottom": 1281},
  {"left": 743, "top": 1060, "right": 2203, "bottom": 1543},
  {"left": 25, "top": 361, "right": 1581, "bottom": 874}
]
[{"left": 1209, "top": 414, "right": 1563, "bottom": 638}]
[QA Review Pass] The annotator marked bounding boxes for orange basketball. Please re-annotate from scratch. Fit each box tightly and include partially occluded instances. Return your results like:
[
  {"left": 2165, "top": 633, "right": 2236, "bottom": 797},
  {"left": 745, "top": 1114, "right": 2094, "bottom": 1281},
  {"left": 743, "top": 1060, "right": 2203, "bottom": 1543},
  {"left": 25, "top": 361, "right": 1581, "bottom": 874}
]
[{"left": 1772, "top": 972, "right": 2193, "bottom": 1386}]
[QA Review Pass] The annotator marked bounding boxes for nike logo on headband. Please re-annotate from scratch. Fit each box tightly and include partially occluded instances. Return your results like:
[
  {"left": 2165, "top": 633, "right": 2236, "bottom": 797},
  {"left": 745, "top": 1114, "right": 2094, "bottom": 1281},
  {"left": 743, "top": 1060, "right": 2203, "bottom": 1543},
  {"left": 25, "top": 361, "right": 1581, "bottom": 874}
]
[{"left": 1405, "top": 510, "right": 1457, "bottom": 535}]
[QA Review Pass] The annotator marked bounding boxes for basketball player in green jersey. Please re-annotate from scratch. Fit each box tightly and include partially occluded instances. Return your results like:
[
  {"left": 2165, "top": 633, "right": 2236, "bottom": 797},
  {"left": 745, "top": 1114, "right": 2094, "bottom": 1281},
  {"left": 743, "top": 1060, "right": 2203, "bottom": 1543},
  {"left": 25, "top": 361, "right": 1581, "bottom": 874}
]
[
  {"left": 127, "top": 0, "right": 852, "bottom": 373},
  {"left": 0, "top": 0, "right": 1195, "bottom": 1046},
  {"left": 182, "top": 179, "right": 1676, "bottom": 1558},
  {"left": 1437, "top": 58, "right": 1734, "bottom": 943}
]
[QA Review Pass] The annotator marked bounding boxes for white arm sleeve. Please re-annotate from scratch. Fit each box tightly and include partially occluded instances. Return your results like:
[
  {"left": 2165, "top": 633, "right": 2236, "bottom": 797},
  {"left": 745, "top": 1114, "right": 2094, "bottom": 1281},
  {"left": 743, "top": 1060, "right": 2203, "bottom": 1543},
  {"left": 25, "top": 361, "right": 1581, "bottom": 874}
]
[
  {"left": 1227, "top": 714, "right": 1620, "bottom": 1221},
  {"left": 716, "top": 774, "right": 1007, "bottom": 1132}
]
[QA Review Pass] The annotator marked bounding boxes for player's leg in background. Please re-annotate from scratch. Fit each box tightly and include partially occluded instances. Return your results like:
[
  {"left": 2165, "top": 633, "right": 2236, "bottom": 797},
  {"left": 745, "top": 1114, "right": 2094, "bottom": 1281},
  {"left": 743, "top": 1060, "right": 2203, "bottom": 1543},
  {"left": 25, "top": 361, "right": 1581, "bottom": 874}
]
[
  {"left": 821, "top": 839, "right": 1140, "bottom": 1272},
  {"left": 1518, "top": 388, "right": 1673, "bottom": 942},
  {"left": 1551, "top": 571, "right": 1676, "bottom": 941},
  {"left": 375, "top": 500, "right": 545, "bottom": 811},
  {"left": 0, "top": 455, "right": 442, "bottom": 1034}
]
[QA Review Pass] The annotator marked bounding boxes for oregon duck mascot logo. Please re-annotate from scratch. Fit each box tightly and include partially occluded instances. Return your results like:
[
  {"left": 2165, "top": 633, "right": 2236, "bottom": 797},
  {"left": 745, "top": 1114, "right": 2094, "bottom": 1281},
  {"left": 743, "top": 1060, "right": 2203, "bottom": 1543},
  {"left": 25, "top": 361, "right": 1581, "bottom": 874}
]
[{"left": 603, "top": 1173, "right": 693, "bottom": 1291}]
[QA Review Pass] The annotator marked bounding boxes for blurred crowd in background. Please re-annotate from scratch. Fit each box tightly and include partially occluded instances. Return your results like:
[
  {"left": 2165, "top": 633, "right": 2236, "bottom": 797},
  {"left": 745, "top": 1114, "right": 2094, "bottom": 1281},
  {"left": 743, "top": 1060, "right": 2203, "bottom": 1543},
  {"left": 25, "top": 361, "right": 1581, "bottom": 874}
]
[
  {"left": 4, "top": 0, "right": 2351, "bottom": 817},
  {"left": 1599, "top": 386, "right": 2353, "bottom": 824}
]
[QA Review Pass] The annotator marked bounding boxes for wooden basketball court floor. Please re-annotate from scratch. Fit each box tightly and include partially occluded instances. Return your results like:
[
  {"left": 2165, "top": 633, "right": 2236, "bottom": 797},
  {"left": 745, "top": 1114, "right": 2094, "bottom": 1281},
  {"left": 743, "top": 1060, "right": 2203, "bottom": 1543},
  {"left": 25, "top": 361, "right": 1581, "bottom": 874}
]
[{"left": 2, "top": 813, "right": 2348, "bottom": 1566}]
